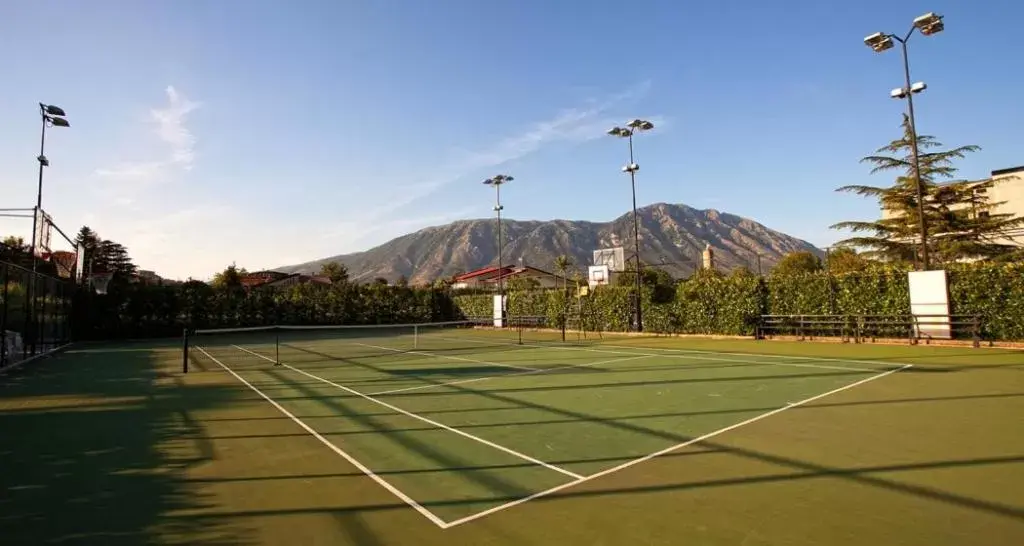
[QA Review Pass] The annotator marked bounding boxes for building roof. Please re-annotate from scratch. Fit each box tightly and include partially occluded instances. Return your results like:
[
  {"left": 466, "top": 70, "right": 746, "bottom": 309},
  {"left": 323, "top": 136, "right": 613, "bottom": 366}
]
[
  {"left": 255, "top": 273, "right": 332, "bottom": 288},
  {"left": 992, "top": 165, "right": 1024, "bottom": 177},
  {"left": 484, "top": 265, "right": 561, "bottom": 282},
  {"left": 453, "top": 265, "right": 515, "bottom": 282}
]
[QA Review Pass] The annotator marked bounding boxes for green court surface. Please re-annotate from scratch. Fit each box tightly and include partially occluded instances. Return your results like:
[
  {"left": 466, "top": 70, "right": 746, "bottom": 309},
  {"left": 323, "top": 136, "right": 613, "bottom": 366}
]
[{"left": 2, "top": 326, "right": 1023, "bottom": 546}]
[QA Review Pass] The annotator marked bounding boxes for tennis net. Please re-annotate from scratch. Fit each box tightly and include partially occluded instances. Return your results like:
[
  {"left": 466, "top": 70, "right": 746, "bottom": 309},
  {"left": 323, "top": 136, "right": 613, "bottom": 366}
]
[{"left": 183, "top": 319, "right": 530, "bottom": 372}]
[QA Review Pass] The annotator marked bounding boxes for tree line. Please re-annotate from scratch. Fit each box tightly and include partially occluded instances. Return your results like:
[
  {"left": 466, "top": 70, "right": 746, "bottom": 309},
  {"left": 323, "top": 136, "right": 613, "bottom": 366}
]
[{"left": 1, "top": 226, "right": 139, "bottom": 286}]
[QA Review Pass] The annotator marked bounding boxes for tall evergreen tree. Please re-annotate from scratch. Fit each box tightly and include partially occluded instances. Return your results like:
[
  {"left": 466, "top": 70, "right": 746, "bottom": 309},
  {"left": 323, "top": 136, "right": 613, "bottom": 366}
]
[
  {"left": 831, "top": 115, "right": 1020, "bottom": 265},
  {"left": 73, "top": 226, "right": 138, "bottom": 282}
]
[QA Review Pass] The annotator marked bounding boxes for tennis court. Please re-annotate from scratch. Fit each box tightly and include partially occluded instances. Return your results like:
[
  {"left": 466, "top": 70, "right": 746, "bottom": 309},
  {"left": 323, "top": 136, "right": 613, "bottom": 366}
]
[{"left": 3, "top": 322, "right": 1023, "bottom": 545}]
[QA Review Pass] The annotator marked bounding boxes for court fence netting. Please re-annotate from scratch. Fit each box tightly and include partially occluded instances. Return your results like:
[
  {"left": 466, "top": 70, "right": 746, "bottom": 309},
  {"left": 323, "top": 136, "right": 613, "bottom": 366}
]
[{"left": 181, "top": 318, "right": 579, "bottom": 373}]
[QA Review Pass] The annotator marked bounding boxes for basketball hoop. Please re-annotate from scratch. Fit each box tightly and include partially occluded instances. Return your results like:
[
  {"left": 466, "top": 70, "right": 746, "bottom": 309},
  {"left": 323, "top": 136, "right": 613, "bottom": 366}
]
[
  {"left": 48, "top": 250, "right": 76, "bottom": 279},
  {"left": 91, "top": 271, "right": 113, "bottom": 295}
]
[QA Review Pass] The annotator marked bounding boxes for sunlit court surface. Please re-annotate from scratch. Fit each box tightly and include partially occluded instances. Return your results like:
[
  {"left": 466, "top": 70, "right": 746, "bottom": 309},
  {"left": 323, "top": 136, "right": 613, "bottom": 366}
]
[{"left": 2, "top": 322, "right": 1023, "bottom": 546}]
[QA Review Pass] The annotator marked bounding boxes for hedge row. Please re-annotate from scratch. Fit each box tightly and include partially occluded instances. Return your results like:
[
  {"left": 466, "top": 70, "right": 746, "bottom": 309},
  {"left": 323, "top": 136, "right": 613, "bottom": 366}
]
[
  {"left": 452, "top": 263, "right": 1024, "bottom": 340},
  {"left": 72, "top": 281, "right": 461, "bottom": 340},
  {"left": 32, "top": 262, "right": 1024, "bottom": 342}
]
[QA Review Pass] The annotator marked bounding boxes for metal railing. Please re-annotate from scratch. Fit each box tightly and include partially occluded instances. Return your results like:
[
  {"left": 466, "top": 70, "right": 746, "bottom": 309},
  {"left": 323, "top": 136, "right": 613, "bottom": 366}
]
[
  {"left": 756, "top": 313, "right": 982, "bottom": 347},
  {"left": 1, "top": 260, "right": 75, "bottom": 370}
]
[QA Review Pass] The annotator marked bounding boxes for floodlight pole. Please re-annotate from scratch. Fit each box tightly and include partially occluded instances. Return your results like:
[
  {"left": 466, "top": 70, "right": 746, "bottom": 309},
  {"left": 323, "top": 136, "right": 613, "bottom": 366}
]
[
  {"left": 26, "top": 103, "right": 69, "bottom": 357},
  {"left": 29, "top": 113, "right": 49, "bottom": 274},
  {"left": 28, "top": 103, "right": 69, "bottom": 273},
  {"left": 627, "top": 132, "right": 643, "bottom": 332},
  {"left": 866, "top": 15, "right": 943, "bottom": 270},
  {"left": 898, "top": 35, "right": 930, "bottom": 271},
  {"left": 608, "top": 120, "right": 654, "bottom": 332},
  {"left": 484, "top": 174, "right": 513, "bottom": 327}
]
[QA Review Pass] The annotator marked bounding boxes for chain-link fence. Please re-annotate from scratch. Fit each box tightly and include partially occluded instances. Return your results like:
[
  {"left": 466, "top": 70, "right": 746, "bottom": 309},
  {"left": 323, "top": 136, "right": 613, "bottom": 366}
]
[{"left": 1, "top": 260, "right": 74, "bottom": 370}]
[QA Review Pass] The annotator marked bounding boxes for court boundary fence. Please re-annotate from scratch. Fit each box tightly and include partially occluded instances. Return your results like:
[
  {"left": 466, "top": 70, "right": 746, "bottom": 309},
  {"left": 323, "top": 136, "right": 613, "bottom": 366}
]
[
  {"left": 1, "top": 259, "right": 75, "bottom": 370},
  {"left": 756, "top": 314, "right": 982, "bottom": 347}
]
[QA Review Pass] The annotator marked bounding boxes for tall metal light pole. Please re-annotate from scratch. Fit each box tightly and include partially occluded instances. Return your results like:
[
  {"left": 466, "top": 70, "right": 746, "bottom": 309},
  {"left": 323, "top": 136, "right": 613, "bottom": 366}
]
[
  {"left": 864, "top": 12, "right": 944, "bottom": 270},
  {"left": 29, "top": 103, "right": 70, "bottom": 271},
  {"left": 27, "top": 103, "right": 69, "bottom": 356},
  {"left": 608, "top": 119, "right": 654, "bottom": 332},
  {"left": 483, "top": 174, "right": 513, "bottom": 327}
]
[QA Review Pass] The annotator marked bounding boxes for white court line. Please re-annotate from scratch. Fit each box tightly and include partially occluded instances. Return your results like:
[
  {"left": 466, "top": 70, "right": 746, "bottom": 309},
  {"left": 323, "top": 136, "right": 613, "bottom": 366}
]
[
  {"left": 433, "top": 336, "right": 877, "bottom": 373},
  {"left": 443, "top": 362, "right": 915, "bottom": 528},
  {"left": 192, "top": 346, "right": 449, "bottom": 528},
  {"left": 232, "top": 345, "right": 584, "bottom": 480},
  {"left": 600, "top": 342, "right": 911, "bottom": 368},
  {"left": 368, "top": 354, "right": 654, "bottom": 396},
  {"left": 0, "top": 343, "right": 73, "bottom": 376},
  {"left": 352, "top": 341, "right": 537, "bottom": 372}
]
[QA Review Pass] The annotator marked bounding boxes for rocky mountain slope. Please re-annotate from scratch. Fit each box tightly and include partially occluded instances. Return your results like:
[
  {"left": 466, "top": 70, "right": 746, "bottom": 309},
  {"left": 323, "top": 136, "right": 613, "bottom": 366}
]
[{"left": 277, "top": 203, "right": 822, "bottom": 284}]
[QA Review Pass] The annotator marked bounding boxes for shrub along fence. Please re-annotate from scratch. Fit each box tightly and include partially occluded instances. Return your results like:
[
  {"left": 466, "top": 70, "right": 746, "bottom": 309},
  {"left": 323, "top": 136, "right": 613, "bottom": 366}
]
[
  {"left": 62, "top": 261, "right": 1024, "bottom": 343},
  {"left": 452, "top": 263, "right": 1024, "bottom": 342},
  {"left": 73, "top": 280, "right": 463, "bottom": 341}
]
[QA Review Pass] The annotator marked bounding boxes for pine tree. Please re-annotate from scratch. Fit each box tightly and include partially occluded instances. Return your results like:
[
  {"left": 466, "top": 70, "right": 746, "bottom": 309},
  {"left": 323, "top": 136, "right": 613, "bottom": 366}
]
[
  {"left": 831, "top": 115, "right": 1021, "bottom": 265},
  {"left": 73, "top": 226, "right": 138, "bottom": 281}
]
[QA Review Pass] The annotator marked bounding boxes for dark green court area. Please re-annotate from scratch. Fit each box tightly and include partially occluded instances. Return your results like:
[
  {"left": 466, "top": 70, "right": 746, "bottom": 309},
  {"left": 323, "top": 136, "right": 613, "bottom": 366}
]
[{"left": 2, "top": 327, "right": 1023, "bottom": 545}]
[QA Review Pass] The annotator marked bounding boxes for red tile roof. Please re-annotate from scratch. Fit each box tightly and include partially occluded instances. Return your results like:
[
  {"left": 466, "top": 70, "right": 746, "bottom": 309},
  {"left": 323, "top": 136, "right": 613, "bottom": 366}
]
[
  {"left": 453, "top": 266, "right": 515, "bottom": 282},
  {"left": 484, "top": 266, "right": 557, "bottom": 282}
]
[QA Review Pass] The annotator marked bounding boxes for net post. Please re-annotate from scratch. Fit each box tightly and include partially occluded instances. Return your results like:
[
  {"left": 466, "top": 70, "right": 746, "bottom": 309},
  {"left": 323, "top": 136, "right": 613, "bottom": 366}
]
[
  {"left": 414, "top": 324, "right": 419, "bottom": 350},
  {"left": 275, "top": 330, "right": 280, "bottom": 366},
  {"left": 182, "top": 328, "right": 189, "bottom": 373}
]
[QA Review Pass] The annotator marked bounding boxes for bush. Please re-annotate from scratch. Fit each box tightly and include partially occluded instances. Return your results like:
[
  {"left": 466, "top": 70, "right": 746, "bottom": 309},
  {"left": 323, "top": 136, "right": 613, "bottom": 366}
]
[{"left": 66, "top": 261, "right": 1024, "bottom": 342}]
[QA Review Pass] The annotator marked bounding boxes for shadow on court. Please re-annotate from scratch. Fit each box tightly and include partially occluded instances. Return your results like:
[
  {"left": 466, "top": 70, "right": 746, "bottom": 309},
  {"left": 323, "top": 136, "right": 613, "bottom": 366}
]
[{"left": 0, "top": 347, "right": 248, "bottom": 546}]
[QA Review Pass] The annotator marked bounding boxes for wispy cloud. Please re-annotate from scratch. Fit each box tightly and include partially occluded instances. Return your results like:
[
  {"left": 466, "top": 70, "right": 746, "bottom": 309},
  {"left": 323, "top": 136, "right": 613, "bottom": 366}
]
[
  {"left": 152, "top": 86, "right": 200, "bottom": 169},
  {"left": 322, "top": 81, "right": 656, "bottom": 245},
  {"left": 93, "top": 85, "right": 200, "bottom": 183}
]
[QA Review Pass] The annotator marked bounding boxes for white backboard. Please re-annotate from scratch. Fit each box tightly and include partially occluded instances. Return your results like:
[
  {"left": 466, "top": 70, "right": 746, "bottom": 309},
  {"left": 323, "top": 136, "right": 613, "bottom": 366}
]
[
  {"left": 493, "top": 294, "right": 506, "bottom": 327},
  {"left": 908, "top": 270, "right": 951, "bottom": 339},
  {"left": 588, "top": 264, "right": 610, "bottom": 287},
  {"left": 593, "top": 247, "right": 625, "bottom": 272}
]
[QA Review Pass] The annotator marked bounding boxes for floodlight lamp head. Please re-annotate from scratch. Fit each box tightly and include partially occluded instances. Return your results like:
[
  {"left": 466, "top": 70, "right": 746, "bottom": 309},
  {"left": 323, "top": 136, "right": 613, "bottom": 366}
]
[
  {"left": 608, "top": 126, "right": 631, "bottom": 138},
  {"left": 42, "top": 104, "right": 67, "bottom": 117},
  {"left": 910, "top": 81, "right": 927, "bottom": 93},
  {"left": 484, "top": 174, "right": 513, "bottom": 186},
  {"left": 627, "top": 119, "right": 654, "bottom": 131},
  {"left": 47, "top": 116, "right": 70, "bottom": 128},
  {"left": 913, "top": 12, "right": 944, "bottom": 35},
  {"left": 38, "top": 155, "right": 49, "bottom": 167},
  {"left": 890, "top": 87, "right": 908, "bottom": 99},
  {"left": 622, "top": 163, "right": 639, "bottom": 173},
  {"left": 864, "top": 32, "right": 894, "bottom": 52}
]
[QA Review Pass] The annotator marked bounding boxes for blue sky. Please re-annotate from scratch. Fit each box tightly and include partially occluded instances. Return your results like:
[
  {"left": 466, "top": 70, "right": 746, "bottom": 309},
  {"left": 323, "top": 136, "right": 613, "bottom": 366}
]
[{"left": 1, "top": 1, "right": 1021, "bottom": 280}]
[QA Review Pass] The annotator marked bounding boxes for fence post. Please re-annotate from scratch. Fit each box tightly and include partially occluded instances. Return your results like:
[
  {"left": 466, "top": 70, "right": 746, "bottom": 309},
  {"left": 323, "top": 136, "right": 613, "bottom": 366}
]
[
  {"left": 1, "top": 262, "right": 8, "bottom": 369},
  {"left": 182, "top": 328, "right": 189, "bottom": 373},
  {"left": 972, "top": 315, "right": 981, "bottom": 348}
]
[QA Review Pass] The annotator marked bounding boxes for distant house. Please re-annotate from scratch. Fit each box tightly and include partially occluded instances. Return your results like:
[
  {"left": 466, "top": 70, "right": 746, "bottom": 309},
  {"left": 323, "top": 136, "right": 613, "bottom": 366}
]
[
  {"left": 451, "top": 266, "right": 516, "bottom": 290},
  {"left": 252, "top": 273, "right": 332, "bottom": 289},
  {"left": 484, "top": 265, "right": 567, "bottom": 289},
  {"left": 240, "top": 270, "right": 290, "bottom": 288},
  {"left": 451, "top": 265, "right": 567, "bottom": 290}
]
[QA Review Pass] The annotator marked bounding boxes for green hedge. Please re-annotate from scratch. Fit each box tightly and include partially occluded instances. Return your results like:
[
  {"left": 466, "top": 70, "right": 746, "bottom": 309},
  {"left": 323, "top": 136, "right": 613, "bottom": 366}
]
[
  {"left": 446, "top": 263, "right": 1024, "bottom": 341},
  {"left": 947, "top": 263, "right": 1024, "bottom": 340},
  {"left": 63, "top": 261, "right": 1024, "bottom": 342},
  {"left": 73, "top": 281, "right": 461, "bottom": 340}
]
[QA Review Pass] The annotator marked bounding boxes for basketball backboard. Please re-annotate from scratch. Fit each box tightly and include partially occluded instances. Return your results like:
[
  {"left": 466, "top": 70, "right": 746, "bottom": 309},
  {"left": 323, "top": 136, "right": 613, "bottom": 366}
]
[
  {"left": 588, "top": 264, "right": 611, "bottom": 287},
  {"left": 593, "top": 247, "right": 625, "bottom": 272}
]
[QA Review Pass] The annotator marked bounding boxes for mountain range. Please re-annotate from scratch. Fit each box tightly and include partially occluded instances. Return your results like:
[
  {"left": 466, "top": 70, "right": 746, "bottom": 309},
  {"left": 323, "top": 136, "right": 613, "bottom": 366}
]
[{"left": 277, "top": 202, "right": 823, "bottom": 284}]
